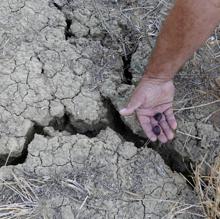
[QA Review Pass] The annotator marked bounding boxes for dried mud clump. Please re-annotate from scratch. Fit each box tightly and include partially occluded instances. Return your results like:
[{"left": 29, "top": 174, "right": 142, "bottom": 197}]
[{"left": 0, "top": 0, "right": 123, "bottom": 158}]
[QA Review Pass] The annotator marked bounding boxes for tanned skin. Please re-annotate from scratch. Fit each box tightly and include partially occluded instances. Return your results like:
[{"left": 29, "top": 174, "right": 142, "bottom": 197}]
[{"left": 120, "top": 0, "right": 220, "bottom": 143}]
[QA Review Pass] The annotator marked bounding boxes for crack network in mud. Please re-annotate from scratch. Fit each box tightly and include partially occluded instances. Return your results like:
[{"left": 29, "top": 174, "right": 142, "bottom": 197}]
[
  {"left": 2, "top": 0, "right": 195, "bottom": 189},
  {"left": 2, "top": 97, "right": 195, "bottom": 188}
]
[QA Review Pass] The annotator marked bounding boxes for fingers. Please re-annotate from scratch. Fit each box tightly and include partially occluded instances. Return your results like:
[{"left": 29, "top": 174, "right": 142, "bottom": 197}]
[
  {"left": 137, "top": 114, "right": 157, "bottom": 142},
  {"left": 150, "top": 117, "right": 168, "bottom": 143},
  {"left": 159, "top": 114, "right": 174, "bottom": 140},
  {"left": 164, "top": 108, "right": 177, "bottom": 130},
  {"left": 137, "top": 112, "right": 176, "bottom": 143},
  {"left": 120, "top": 99, "right": 142, "bottom": 116}
]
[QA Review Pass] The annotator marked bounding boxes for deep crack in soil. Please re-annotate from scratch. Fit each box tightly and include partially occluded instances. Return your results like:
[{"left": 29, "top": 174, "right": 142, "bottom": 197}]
[
  {"left": 2, "top": 97, "right": 194, "bottom": 187},
  {"left": 2, "top": 0, "right": 195, "bottom": 190},
  {"left": 104, "top": 98, "right": 194, "bottom": 186},
  {"left": 52, "top": 1, "right": 72, "bottom": 40},
  {"left": 3, "top": 124, "right": 48, "bottom": 166},
  {"left": 122, "top": 54, "right": 133, "bottom": 85},
  {"left": 64, "top": 19, "right": 73, "bottom": 40},
  {"left": 49, "top": 112, "right": 103, "bottom": 137}
]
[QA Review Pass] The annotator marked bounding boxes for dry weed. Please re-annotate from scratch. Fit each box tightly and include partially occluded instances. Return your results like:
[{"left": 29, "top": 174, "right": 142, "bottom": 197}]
[
  {"left": 194, "top": 156, "right": 220, "bottom": 219},
  {"left": 0, "top": 174, "right": 42, "bottom": 219}
]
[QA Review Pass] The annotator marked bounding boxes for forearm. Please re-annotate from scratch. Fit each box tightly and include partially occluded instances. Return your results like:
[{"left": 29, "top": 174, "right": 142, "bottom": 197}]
[{"left": 144, "top": 0, "right": 220, "bottom": 81}]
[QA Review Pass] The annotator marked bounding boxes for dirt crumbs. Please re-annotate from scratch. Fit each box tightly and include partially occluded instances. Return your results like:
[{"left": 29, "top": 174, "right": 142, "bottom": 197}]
[{"left": 0, "top": 0, "right": 219, "bottom": 218}]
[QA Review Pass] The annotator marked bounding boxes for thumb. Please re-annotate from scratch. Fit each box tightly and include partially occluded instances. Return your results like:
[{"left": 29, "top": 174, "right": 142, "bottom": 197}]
[{"left": 119, "top": 99, "right": 142, "bottom": 116}]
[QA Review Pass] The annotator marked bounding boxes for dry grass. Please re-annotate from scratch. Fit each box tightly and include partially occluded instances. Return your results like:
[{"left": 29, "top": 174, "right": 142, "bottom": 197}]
[
  {"left": 0, "top": 174, "right": 40, "bottom": 219},
  {"left": 0, "top": 164, "right": 219, "bottom": 219},
  {"left": 0, "top": 174, "right": 92, "bottom": 219},
  {"left": 123, "top": 195, "right": 204, "bottom": 218},
  {"left": 92, "top": 0, "right": 172, "bottom": 56},
  {"left": 194, "top": 156, "right": 220, "bottom": 219}
]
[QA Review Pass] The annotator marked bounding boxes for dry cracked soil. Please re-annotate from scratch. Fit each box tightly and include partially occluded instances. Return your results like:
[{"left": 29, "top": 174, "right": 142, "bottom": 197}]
[{"left": 0, "top": 0, "right": 220, "bottom": 218}]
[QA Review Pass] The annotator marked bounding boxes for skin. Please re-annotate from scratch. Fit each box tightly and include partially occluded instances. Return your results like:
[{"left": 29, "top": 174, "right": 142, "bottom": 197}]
[{"left": 120, "top": 0, "right": 220, "bottom": 143}]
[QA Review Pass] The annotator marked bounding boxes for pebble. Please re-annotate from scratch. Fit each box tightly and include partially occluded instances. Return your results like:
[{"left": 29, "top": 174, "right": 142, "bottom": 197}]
[
  {"left": 152, "top": 125, "right": 161, "bottom": 136},
  {"left": 154, "top": 113, "right": 162, "bottom": 122}
]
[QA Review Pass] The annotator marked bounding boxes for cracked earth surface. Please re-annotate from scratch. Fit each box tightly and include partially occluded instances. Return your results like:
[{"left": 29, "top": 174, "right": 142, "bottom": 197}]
[
  {"left": 0, "top": 0, "right": 219, "bottom": 218},
  {"left": 0, "top": 128, "right": 200, "bottom": 218}
]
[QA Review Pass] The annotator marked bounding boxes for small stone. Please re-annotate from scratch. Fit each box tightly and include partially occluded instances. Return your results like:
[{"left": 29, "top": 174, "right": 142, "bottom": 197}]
[
  {"left": 215, "top": 76, "right": 220, "bottom": 87},
  {"left": 152, "top": 125, "right": 161, "bottom": 136},
  {"left": 154, "top": 113, "right": 162, "bottom": 122}
]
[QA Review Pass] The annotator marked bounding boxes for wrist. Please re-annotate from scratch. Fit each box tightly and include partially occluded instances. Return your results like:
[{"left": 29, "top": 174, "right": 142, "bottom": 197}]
[
  {"left": 144, "top": 60, "right": 177, "bottom": 82},
  {"left": 142, "top": 72, "right": 173, "bottom": 84}
]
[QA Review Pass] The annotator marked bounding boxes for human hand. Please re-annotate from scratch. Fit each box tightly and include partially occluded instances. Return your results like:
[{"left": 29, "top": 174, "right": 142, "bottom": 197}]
[{"left": 119, "top": 77, "right": 177, "bottom": 143}]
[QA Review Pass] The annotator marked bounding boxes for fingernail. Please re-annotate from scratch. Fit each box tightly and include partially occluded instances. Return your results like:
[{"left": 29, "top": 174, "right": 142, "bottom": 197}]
[
  {"left": 172, "top": 122, "right": 177, "bottom": 130},
  {"left": 151, "top": 136, "right": 157, "bottom": 142},
  {"left": 119, "top": 108, "right": 127, "bottom": 114}
]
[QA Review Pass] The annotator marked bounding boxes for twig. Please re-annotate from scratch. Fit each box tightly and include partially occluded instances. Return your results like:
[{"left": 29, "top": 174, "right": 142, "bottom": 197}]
[
  {"left": 176, "top": 130, "right": 202, "bottom": 140},
  {"left": 174, "top": 99, "right": 220, "bottom": 112},
  {"left": 76, "top": 196, "right": 89, "bottom": 219}
]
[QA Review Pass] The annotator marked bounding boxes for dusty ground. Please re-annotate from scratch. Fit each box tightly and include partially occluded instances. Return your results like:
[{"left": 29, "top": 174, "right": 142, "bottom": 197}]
[
  {"left": 0, "top": 0, "right": 219, "bottom": 218},
  {"left": 0, "top": 128, "right": 201, "bottom": 218}
]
